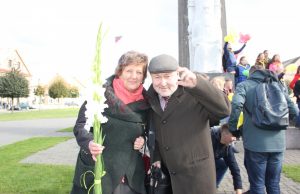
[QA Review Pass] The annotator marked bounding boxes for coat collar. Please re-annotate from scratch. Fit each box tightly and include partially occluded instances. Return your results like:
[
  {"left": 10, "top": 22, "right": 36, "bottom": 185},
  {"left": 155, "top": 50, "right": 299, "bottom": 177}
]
[{"left": 147, "top": 85, "right": 185, "bottom": 118}]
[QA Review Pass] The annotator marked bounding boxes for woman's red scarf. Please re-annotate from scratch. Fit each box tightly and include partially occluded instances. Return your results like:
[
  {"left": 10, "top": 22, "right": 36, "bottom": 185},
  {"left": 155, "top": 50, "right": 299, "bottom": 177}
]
[{"left": 113, "top": 78, "right": 144, "bottom": 105}]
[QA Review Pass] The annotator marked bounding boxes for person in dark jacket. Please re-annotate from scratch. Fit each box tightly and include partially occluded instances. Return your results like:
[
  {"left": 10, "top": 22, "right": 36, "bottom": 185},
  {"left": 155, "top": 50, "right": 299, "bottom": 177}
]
[
  {"left": 235, "top": 56, "right": 250, "bottom": 86},
  {"left": 293, "top": 79, "right": 300, "bottom": 127},
  {"left": 211, "top": 123, "right": 243, "bottom": 194},
  {"left": 71, "top": 51, "right": 150, "bottom": 194},
  {"left": 147, "top": 54, "right": 231, "bottom": 194},
  {"left": 229, "top": 66, "right": 298, "bottom": 194},
  {"left": 223, "top": 42, "right": 246, "bottom": 73}
]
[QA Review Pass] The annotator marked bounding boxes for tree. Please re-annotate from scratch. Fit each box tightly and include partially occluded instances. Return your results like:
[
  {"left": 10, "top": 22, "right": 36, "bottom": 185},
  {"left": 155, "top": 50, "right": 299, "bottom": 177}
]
[
  {"left": 0, "top": 69, "right": 29, "bottom": 111},
  {"left": 48, "top": 76, "right": 68, "bottom": 101},
  {"left": 67, "top": 85, "right": 79, "bottom": 98},
  {"left": 34, "top": 85, "right": 45, "bottom": 104}
]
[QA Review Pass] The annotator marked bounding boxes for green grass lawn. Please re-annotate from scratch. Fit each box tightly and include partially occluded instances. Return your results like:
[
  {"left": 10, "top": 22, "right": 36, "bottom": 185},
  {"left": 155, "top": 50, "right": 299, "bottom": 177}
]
[
  {"left": 0, "top": 108, "right": 79, "bottom": 121},
  {"left": 58, "top": 127, "right": 73, "bottom": 132},
  {"left": 0, "top": 137, "right": 75, "bottom": 194},
  {"left": 283, "top": 165, "right": 300, "bottom": 183}
]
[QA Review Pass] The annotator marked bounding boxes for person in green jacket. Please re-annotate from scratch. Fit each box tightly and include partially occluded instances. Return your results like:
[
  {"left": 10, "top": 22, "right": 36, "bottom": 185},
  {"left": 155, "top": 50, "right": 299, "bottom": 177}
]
[{"left": 71, "top": 51, "right": 150, "bottom": 194}]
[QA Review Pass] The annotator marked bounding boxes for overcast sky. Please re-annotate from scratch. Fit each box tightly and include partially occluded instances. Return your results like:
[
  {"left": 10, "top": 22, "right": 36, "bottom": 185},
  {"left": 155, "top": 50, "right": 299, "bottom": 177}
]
[
  {"left": 0, "top": 0, "right": 177, "bottom": 84},
  {"left": 0, "top": 0, "right": 299, "bottom": 84},
  {"left": 226, "top": 0, "right": 300, "bottom": 64}
]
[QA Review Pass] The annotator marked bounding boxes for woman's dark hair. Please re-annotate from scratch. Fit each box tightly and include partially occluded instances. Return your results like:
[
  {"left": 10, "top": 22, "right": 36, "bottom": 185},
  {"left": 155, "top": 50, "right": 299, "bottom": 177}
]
[
  {"left": 270, "top": 54, "right": 280, "bottom": 64},
  {"left": 255, "top": 53, "right": 264, "bottom": 63},
  {"left": 115, "top": 51, "right": 148, "bottom": 83},
  {"left": 239, "top": 56, "right": 246, "bottom": 64},
  {"left": 296, "top": 65, "right": 300, "bottom": 75}
]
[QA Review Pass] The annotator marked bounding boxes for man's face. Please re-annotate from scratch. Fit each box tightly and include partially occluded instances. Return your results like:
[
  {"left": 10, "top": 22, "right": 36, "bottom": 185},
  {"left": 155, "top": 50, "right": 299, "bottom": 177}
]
[
  {"left": 151, "top": 71, "right": 179, "bottom": 97},
  {"left": 224, "top": 81, "right": 233, "bottom": 92},
  {"left": 221, "top": 131, "right": 236, "bottom": 145},
  {"left": 227, "top": 43, "right": 233, "bottom": 52},
  {"left": 264, "top": 51, "right": 269, "bottom": 58}
]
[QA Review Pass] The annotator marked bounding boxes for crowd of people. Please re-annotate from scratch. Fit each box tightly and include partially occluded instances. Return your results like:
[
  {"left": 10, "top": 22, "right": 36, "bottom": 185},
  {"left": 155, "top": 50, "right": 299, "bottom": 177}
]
[
  {"left": 219, "top": 42, "right": 299, "bottom": 194},
  {"left": 69, "top": 48, "right": 299, "bottom": 194}
]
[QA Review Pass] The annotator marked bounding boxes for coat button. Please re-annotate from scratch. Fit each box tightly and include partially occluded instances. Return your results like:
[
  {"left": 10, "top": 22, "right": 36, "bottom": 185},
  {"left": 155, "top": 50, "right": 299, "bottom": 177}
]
[
  {"left": 170, "top": 171, "right": 176, "bottom": 175},
  {"left": 165, "top": 146, "right": 169, "bottom": 151},
  {"left": 162, "top": 120, "right": 167, "bottom": 124}
]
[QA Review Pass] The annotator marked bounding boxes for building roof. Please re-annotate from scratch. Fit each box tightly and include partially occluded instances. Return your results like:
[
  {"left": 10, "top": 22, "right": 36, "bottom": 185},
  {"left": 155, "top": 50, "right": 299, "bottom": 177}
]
[
  {"left": 283, "top": 56, "right": 300, "bottom": 67},
  {"left": 0, "top": 48, "right": 31, "bottom": 77}
]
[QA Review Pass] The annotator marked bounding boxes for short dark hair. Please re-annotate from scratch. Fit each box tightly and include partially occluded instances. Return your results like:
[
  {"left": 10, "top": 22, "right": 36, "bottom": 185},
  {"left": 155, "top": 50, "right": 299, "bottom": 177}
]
[
  {"left": 249, "top": 65, "right": 264, "bottom": 75},
  {"left": 220, "top": 123, "right": 230, "bottom": 134}
]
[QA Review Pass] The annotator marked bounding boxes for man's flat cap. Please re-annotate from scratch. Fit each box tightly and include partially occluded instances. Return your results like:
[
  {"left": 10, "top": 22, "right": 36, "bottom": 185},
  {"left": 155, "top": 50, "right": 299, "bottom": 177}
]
[{"left": 148, "top": 54, "right": 179, "bottom": 73}]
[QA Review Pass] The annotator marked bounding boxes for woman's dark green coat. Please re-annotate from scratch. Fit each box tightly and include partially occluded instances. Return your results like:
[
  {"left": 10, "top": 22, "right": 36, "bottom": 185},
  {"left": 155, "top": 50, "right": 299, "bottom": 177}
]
[{"left": 71, "top": 77, "right": 149, "bottom": 194}]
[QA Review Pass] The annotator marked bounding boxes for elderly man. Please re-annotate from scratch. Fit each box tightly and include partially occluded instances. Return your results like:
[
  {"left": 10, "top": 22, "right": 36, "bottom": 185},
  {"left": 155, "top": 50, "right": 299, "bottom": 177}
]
[{"left": 146, "top": 54, "right": 231, "bottom": 194}]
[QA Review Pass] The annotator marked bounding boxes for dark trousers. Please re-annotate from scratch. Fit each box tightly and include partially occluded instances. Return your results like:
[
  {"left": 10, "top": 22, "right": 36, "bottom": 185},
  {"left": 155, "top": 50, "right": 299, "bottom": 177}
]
[
  {"left": 244, "top": 149, "right": 283, "bottom": 194},
  {"left": 295, "top": 102, "right": 300, "bottom": 127},
  {"left": 215, "top": 158, "right": 228, "bottom": 187}
]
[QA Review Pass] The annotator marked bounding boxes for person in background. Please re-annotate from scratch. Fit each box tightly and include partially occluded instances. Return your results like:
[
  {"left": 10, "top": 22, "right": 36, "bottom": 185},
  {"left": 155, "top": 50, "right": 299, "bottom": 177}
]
[
  {"left": 254, "top": 53, "right": 265, "bottom": 69},
  {"left": 71, "top": 51, "right": 150, "bottom": 194},
  {"left": 289, "top": 66, "right": 300, "bottom": 90},
  {"left": 211, "top": 123, "right": 243, "bottom": 194},
  {"left": 224, "top": 78, "right": 234, "bottom": 97},
  {"left": 235, "top": 56, "right": 251, "bottom": 86},
  {"left": 229, "top": 65, "right": 298, "bottom": 194},
  {"left": 223, "top": 42, "right": 247, "bottom": 74},
  {"left": 269, "top": 54, "right": 285, "bottom": 79},
  {"left": 292, "top": 78, "right": 300, "bottom": 128},
  {"left": 147, "top": 54, "right": 231, "bottom": 194},
  {"left": 263, "top": 50, "right": 272, "bottom": 69}
]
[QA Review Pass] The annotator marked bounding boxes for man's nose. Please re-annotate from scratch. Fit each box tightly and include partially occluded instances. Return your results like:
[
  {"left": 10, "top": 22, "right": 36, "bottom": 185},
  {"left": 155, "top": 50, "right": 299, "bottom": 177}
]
[
  {"left": 160, "top": 78, "right": 167, "bottom": 85},
  {"left": 131, "top": 72, "right": 138, "bottom": 78}
]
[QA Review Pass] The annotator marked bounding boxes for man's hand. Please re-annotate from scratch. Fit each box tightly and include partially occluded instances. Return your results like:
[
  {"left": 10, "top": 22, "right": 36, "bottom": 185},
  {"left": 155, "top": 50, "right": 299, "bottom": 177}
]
[
  {"left": 235, "top": 189, "right": 243, "bottom": 194},
  {"left": 88, "top": 141, "right": 105, "bottom": 161},
  {"left": 133, "top": 136, "right": 145, "bottom": 150},
  {"left": 177, "top": 67, "right": 197, "bottom": 88}
]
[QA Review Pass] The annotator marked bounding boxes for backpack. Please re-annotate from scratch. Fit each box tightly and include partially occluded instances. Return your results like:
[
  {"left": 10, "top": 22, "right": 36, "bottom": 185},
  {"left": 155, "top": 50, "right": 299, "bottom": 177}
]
[{"left": 245, "top": 77, "right": 289, "bottom": 130}]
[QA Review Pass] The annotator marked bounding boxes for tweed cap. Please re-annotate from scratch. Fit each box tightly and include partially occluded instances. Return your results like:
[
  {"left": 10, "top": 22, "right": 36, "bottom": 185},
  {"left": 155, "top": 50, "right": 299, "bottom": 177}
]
[{"left": 148, "top": 54, "right": 179, "bottom": 73}]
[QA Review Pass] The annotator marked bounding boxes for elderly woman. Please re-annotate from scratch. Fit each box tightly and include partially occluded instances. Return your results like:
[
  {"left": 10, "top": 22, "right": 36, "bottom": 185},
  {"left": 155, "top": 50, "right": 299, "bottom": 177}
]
[{"left": 71, "top": 51, "right": 149, "bottom": 194}]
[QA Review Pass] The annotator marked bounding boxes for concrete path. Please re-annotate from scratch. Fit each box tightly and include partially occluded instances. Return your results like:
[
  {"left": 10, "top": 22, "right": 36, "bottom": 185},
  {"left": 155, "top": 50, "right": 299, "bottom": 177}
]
[
  {"left": 22, "top": 134, "right": 300, "bottom": 194},
  {"left": 21, "top": 138, "right": 79, "bottom": 166},
  {"left": 2, "top": 117, "right": 300, "bottom": 193},
  {"left": 0, "top": 118, "right": 76, "bottom": 146}
]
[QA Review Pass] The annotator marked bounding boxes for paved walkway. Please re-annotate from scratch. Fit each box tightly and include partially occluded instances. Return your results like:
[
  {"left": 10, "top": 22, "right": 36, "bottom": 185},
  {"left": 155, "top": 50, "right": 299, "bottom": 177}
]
[
  {"left": 2, "top": 118, "right": 300, "bottom": 193},
  {"left": 22, "top": 136, "right": 300, "bottom": 194},
  {"left": 21, "top": 138, "right": 79, "bottom": 165},
  {"left": 0, "top": 118, "right": 76, "bottom": 146}
]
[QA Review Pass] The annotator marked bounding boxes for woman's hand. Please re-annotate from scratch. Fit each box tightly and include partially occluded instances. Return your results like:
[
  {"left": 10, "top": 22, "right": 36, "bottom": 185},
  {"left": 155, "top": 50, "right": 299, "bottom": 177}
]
[
  {"left": 88, "top": 141, "right": 105, "bottom": 161},
  {"left": 133, "top": 136, "right": 145, "bottom": 150}
]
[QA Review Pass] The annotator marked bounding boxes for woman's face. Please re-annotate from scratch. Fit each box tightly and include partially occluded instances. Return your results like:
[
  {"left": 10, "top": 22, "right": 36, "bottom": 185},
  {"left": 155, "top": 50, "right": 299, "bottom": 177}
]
[
  {"left": 259, "top": 54, "right": 265, "bottom": 60},
  {"left": 241, "top": 57, "right": 248, "bottom": 65},
  {"left": 275, "top": 55, "right": 280, "bottom": 61},
  {"left": 119, "top": 63, "right": 145, "bottom": 92}
]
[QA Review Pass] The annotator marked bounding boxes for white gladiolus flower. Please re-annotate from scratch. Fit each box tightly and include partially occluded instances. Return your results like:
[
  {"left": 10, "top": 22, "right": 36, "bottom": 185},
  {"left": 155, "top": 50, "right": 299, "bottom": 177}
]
[
  {"left": 84, "top": 88, "right": 108, "bottom": 131},
  {"left": 98, "top": 114, "right": 108, "bottom": 123}
]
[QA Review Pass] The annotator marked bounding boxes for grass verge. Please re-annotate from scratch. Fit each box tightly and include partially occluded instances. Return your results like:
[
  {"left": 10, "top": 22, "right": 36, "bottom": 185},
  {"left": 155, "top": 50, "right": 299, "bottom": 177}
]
[
  {"left": 0, "top": 137, "right": 74, "bottom": 194},
  {"left": 57, "top": 127, "right": 73, "bottom": 132},
  {"left": 283, "top": 165, "right": 300, "bottom": 183},
  {"left": 0, "top": 108, "right": 79, "bottom": 121}
]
